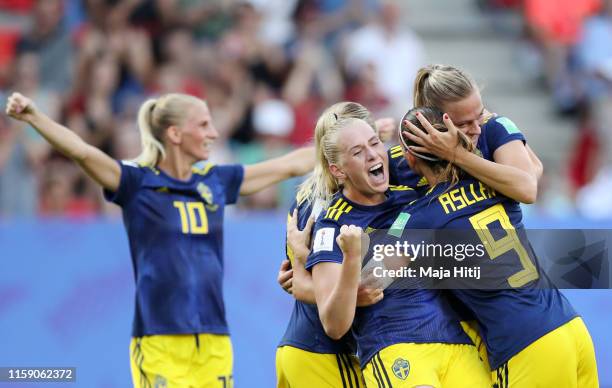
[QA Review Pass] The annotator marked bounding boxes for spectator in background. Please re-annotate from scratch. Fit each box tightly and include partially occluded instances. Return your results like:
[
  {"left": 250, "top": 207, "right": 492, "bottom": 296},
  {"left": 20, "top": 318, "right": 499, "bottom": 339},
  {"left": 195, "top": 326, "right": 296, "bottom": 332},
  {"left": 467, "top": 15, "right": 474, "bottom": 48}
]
[
  {"left": 16, "top": 0, "right": 73, "bottom": 93},
  {"left": 0, "top": 0, "right": 424, "bottom": 217},
  {"left": 343, "top": 0, "right": 425, "bottom": 117},
  {"left": 282, "top": 40, "right": 344, "bottom": 146},
  {"left": 574, "top": 0, "right": 612, "bottom": 218},
  {"left": 0, "top": 50, "right": 58, "bottom": 217},
  {"left": 523, "top": 0, "right": 600, "bottom": 113},
  {"left": 237, "top": 96, "right": 296, "bottom": 209},
  {"left": 576, "top": 0, "right": 612, "bottom": 163}
]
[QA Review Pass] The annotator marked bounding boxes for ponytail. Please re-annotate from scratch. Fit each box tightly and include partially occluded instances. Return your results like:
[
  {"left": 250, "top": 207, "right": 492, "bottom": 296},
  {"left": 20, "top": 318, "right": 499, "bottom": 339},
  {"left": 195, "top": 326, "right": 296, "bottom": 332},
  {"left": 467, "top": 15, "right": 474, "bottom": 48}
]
[
  {"left": 134, "top": 99, "right": 166, "bottom": 167},
  {"left": 132, "top": 93, "right": 205, "bottom": 167},
  {"left": 413, "top": 64, "right": 477, "bottom": 109}
]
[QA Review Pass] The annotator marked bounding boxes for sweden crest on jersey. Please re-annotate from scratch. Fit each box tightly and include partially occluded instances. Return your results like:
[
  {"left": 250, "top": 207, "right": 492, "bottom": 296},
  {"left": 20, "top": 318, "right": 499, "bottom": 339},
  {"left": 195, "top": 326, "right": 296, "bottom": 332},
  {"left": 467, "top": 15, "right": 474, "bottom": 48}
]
[
  {"left": 197, "top": 182, "right": 213, "bottom": 204},
  {"left": 392, "top": 358, "right": 410, "bottom": 380}
]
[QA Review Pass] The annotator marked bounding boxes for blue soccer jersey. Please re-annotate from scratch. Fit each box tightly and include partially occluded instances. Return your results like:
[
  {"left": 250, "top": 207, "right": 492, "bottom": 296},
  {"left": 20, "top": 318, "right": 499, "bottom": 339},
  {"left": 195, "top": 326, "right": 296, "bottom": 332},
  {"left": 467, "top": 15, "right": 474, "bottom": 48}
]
[
  {"left": 279, "top": 195, "right": 357, "bottom": 354},
  {"left": 104, "top": 161, "right": 244, "bottom": 337},
  {"left": 477, "top": 115, "right": 526, "bottom": 161},
  {"left": 400, "top": 177, "right": 577, "bottom": 370},
  {"left": 305, "top": 188, "right": 472, "bottom": 368},
  {"left": 387, "top": 145, "right": 427, "bottom": 189}
]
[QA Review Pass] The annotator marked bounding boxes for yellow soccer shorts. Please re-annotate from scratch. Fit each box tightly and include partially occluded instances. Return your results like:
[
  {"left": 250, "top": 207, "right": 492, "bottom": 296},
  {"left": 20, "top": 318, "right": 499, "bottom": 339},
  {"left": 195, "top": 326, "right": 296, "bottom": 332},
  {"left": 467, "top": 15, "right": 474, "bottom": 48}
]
[
  {"left": 130, "top": 333, "right": 233, "bottom": 388},
  {"left": 460, "top": 320, "right": 491, "bottom": 372},
  {"left": 276, "top": 345, "right": 365, "bottom": 388},
  {"left": 491, "top": 317, "right": 598, "bottom": 388},
  {"left": 363, "top": 343, "right": 490, "bottom": 388}
]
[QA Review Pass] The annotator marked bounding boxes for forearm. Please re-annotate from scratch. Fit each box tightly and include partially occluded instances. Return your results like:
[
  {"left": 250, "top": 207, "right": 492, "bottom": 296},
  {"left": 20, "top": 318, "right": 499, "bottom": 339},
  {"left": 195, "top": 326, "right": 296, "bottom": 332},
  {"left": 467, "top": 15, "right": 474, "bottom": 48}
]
[
  {"left": 525, "top": 145, "right": 544, "bottom": 181},
  {"left": 454, "top": 149, "right": 537, "bottom": 204},
  {"left": 27, "top": 111, "right": 90, "bottom": 162},
  {"left": 318, "top": 258, "right": 360, "bottom": 339},
  {"left": 240, "top": 147, "right": 315, "bottom": 195},
  {"left": 283, "top": 147, "right": 316, "bottom": 177},
  {"left": 292, "top": 264, "right": 316, "bottom": 304},
  {"left": 27, "top": 111, "right": 120, "bottom": 191}
]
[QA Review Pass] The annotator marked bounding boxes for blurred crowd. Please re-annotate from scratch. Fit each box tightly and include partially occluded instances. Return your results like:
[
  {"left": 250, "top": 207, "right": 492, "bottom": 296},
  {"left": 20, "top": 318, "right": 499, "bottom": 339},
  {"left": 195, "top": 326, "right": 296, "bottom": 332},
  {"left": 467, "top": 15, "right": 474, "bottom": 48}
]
[
  {"left": 0, "top": 0, "right": 425, "bottom": 217},
  {"left": 483, "top": 0, "right": 612, "bottom": 218},
  {"left": 1, "top": 0, "right": 611, "bottom": 220}
]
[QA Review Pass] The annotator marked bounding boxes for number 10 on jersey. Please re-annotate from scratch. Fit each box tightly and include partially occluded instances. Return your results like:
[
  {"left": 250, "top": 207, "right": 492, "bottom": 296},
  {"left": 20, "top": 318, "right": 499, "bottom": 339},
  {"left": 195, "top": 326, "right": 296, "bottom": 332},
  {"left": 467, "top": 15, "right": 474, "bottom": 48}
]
[{"left": 173, "top": 201, "right": 209, "bottom": 234}]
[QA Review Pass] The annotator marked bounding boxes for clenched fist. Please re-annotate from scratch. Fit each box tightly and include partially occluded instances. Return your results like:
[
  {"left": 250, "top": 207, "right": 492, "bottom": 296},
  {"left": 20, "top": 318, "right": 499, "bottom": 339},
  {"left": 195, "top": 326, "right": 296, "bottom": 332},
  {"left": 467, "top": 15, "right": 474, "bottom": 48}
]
[
  {"left": 336, "top": 224, "right": 363, "bottom": 261},
  {"left": 5, "top": 92, "right": 36, "bottom": 122}
]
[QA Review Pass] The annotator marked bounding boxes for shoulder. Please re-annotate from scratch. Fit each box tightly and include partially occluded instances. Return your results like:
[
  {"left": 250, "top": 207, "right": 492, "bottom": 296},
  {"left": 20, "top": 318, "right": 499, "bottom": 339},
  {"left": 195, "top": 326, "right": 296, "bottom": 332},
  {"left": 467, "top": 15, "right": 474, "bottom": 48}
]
[
  {"left": 320, "top": 196, "right": 357, "bottom": 223},
  {"left": 389, "top": 184, "right": 419, "bottom": 203},
  {"left": 388, "top": 144, "right": 404, "bottom": 159},
  {"left": 118, "top": 160, "right": 155, "bottom": 181},
  {"left": 483, "top": 115, "right": 522, "bottom": 136},
  {"left": 191, "top": 163, "right": 217, "bottom": 177},
  {"left": 192, "top": 163, "right": 244, "bottom": 183},
  {"left": 310, "top": 217, "right": 342, "bottom": 257}
]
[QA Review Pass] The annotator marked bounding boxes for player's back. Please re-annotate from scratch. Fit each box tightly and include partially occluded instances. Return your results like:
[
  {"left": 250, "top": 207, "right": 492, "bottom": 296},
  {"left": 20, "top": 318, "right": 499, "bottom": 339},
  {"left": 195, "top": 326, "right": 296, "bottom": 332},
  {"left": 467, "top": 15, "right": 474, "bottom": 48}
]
[{"left": 402, "top": 177, "right": 577, "bottom": 370}]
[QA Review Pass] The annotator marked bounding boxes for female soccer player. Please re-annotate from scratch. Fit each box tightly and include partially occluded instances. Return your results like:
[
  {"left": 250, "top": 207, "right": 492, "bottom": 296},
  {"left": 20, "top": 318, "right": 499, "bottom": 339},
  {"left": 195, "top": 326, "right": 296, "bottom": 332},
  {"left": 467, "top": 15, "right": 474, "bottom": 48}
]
[
  {"left": 392, "top": 64, "right": 543, "bottom": 204},
  {"left": 287, "top": 106, "right": 490, "bottom": 387},
  {"left": 5, "top": 92, "right": 315, "bottom": 388},
  {"left": 277, "top": 102, "right": 391, "bottom": 388},
  {"left": 398, "top": 107, "right": 598, "bottom": 387}
]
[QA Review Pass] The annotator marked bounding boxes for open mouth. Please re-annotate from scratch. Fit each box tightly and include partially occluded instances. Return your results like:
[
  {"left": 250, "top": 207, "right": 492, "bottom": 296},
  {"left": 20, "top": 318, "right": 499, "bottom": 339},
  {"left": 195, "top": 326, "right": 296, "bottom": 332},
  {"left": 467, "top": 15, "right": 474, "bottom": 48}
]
[{"left": 368, "top": 162, "right": 386, "bottom": 186}]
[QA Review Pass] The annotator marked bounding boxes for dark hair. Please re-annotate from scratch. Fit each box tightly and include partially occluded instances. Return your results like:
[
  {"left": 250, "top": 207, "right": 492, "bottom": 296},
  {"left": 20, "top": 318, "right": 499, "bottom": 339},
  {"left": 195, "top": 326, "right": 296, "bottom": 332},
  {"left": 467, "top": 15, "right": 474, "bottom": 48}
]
[{"left": 399, "top": 107, "right": 473, "bottom": 187}]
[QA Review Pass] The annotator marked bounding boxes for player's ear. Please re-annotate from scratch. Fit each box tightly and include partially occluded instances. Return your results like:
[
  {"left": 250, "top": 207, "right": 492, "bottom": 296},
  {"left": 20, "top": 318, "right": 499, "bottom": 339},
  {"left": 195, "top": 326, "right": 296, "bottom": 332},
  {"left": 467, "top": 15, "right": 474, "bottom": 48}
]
[
  {"left": 404, "top": 150, "right": 416, "bottom": 168},
  {"left": 165, "top": 125, "right": 182, "bottom": 145},
  {"left": 329, "top": 163, "right": 346, "bottom": 185}
]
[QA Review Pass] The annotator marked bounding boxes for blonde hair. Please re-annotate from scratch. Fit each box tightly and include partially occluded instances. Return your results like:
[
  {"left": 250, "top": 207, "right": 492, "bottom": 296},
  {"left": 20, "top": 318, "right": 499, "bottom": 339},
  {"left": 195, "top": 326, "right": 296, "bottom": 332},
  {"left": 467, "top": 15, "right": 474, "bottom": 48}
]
[
  {"left": 399, "top": 107, "right": 474, "bottom": 188},
  {"left": 299, "top": 102, "right": 375, "bottom": 206},
  {"left": 413, "top": 64, "right": 477, "bottom": 109},
  {"left": 133, "top": 93, "right": 205, "bottom": 167}
]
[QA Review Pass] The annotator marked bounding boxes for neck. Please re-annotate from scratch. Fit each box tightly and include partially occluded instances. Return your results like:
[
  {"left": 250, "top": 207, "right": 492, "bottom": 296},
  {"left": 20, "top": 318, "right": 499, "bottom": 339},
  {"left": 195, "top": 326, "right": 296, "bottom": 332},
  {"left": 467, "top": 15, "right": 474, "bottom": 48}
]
[
  {"left": 343, "top": 186, "right": 386, "bottom": 206},
  {"left": 421, "top": 165, "right": 444, "bottom": 188},
  {"left": 157, "top": 149, "right": 194, "bottom": 181}
]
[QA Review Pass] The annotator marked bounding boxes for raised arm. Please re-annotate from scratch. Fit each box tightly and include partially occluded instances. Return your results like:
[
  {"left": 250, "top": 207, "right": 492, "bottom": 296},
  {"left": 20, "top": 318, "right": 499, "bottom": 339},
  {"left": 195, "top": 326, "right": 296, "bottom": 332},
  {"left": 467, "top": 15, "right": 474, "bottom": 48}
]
[
  {"left": 405, "top": 113, "right": 539, "bottom": 204},
  {"left": 240, "top": 147, "right": 315, "bottom": 196},
  {"left": 286, "top": 209, "right": 383, "bottom": 306},
  {"left": 6, "top": 92, "right": 120, "bottom": 191},
  {"left": 455, "top": 140, "right": 538, "bottom": 203},
  {"left": 311, "top": 225, "right": 362, "bottom": 340}
]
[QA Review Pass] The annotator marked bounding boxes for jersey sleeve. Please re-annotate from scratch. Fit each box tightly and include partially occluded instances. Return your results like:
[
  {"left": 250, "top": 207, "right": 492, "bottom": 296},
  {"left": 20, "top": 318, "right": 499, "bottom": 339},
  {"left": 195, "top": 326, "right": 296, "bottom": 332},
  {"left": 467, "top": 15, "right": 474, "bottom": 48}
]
[
  {"left": 103, "top": 160, "right": 146, "bottom": 207},
  {"left": 214, "top": 164, "right": 245, "bottom": 205},
  {"left": 305, "top": 219, "right": 344, "bottom": 271},
  {"left": 483, "top": 116, "right": 526, "bottom": 156}
]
